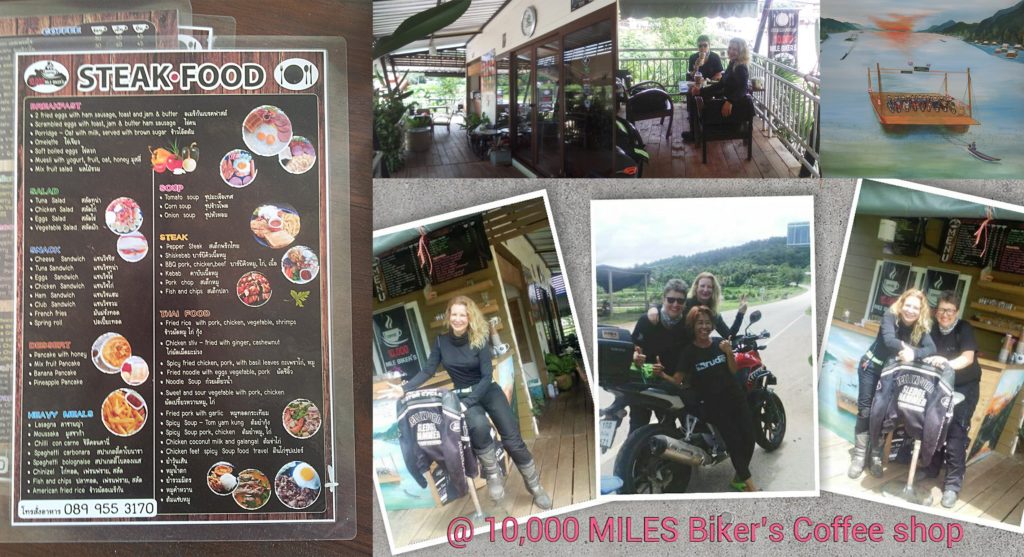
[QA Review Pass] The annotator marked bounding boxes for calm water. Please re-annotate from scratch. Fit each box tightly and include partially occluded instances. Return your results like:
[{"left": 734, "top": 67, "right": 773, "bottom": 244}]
[{"left": 822, "top": 31, "right": 1023, "bottom": 178}]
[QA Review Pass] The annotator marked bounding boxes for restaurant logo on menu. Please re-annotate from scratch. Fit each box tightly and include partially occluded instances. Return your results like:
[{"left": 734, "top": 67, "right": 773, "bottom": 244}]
[
  {"left": 23, "top": 60, "right": 69, "bottom": 94},
  {"left": 76, "top": 62, "right": 267, "bottom": 92}
]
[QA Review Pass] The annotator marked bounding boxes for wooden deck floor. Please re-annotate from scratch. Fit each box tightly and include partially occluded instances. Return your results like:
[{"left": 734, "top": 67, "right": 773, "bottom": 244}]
[
  {"left": 388, "top": 124, "right": 525, "bottom": 179},
  {"left": 821, "top": 428, "right": 1024, "bottom": 527},
  {"left": 629, "top": 104, "right": 803, "bottom": 179},
  {"left": 387, "top": 384, "right": 596, "bottom": 549}
]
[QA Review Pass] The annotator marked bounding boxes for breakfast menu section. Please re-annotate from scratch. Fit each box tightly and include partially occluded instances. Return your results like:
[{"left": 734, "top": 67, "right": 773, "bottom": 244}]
[{"left": 14, "top": 50, "right": 333, "bottom": 523}]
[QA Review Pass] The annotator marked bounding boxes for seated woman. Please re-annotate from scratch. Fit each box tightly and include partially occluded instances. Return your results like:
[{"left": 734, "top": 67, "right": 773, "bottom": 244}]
[
  {"left": 386, "top": 295, "right": 552, "bottom": 509},
  {"left": 848, "top": 288, "right": 936, "bottom": 479},
  {"left": 684, "top": 37, "right": 753, "bottom": 141},
  {"left": 656, "top": 305, "right": 758, "bottom": 491}
]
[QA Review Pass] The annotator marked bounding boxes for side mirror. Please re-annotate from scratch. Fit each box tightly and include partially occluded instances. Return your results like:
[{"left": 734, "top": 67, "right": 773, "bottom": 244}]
[{"left": 748, "top": 310, "right": 762, "bottom": 324}]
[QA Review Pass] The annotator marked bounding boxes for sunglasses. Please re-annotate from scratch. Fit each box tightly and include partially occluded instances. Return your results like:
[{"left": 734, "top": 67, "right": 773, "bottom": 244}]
[
  {"left": 935, "top": 308, "right": 957, "bottom": 316},
  {"left": 699, "top": 43, "right": 709, "bottom": 48},
  {"left": 665, "top": 296, "right": 685, "bottom": 305}
]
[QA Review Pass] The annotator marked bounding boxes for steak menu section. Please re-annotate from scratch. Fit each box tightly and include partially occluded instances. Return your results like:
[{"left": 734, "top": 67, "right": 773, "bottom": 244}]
[{"left": 13, "top": 50, "right": 333, "bottom": 523}]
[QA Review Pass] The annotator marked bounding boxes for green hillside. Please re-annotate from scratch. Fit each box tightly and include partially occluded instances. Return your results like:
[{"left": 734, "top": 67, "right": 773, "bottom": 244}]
[{"left": 639, "top": 236, "right": 810, "bottom": 289}]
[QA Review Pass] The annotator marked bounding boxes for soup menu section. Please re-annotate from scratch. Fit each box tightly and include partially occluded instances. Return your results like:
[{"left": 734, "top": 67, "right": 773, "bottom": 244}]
[{"left": 13, "top": 50, "right": 334, "bottom": 524}]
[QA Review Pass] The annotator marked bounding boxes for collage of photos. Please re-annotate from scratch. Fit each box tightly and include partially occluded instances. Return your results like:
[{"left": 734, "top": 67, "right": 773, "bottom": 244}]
[
  {"left": 371, "top": 193, "right": 594, "bottom": 552},
  {"left": 820, "top": 180, "right": 1024, "bottom": 530},
  {"left": 593, "top": 197, "right": 817, "bottom": 497},
  {"left": 368, "top": 0, "right": 1024, "bottom": 554},
  {"left": 9, "top": 0, "right": 1024, "bottom": 555}
]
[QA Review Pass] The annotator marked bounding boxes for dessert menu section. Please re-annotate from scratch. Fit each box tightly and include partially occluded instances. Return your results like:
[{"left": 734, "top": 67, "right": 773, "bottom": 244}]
[{"left": 14, "top": 50, "right": 333, "bottom": 523}]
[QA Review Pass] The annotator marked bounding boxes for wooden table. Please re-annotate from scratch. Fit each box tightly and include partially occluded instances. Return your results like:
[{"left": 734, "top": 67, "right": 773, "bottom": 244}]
[{"left": 4, "top": 0, "right": 373, "bottom": 554}]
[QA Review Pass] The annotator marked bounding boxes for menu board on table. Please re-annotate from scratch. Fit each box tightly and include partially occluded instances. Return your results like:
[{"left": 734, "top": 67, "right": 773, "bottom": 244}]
[
  {"left": 13, "top": 49, "right": 336, "bottom": 525},
  {"left": 0, "top": 8, "right": 180, "bottom": 489}
]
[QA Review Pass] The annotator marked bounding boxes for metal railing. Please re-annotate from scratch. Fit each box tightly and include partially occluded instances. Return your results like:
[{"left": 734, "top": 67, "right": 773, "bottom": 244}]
[{"left": 619, "top": 48, "right": 820, "bottom": 177}]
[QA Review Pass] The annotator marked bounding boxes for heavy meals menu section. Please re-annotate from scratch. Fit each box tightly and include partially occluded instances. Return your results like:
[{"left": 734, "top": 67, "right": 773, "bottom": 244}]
[{"left": 14, "top": 51, "right": 331, "bottom": 523}]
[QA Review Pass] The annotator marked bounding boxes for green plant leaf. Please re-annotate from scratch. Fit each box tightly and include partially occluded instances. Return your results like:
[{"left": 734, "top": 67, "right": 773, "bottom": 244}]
[{"left": 372, "top": 0, "right": 472, "bottom": 60}]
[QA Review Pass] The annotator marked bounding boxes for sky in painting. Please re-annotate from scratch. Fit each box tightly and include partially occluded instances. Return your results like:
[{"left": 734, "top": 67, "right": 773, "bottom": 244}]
[{"left": 826, "top": 0, "right": 1021, "bottom": 29}]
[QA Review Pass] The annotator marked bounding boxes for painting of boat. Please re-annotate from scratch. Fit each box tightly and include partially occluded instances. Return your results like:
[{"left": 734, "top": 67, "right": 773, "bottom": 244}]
[{"left": 867, "top": 63, "right": 979, "bottom": 132}]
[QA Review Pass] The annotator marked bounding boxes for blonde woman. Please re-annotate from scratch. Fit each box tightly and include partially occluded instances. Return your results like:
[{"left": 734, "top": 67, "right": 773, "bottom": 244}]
[
  {"left": 388, "top": 296, "right": 552, "bottom": 509},
  {"left": 848, "top": 288, "right": 936, "bottom": 479},
  {"left": 690, "top": 37, "right": 753, "bottom": 123}
]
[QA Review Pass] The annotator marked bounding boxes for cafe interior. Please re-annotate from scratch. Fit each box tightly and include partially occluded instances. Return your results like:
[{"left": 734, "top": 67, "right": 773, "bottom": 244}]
[
  {"left": 370, "top": 197, "right": 594, "bottom": 549},
  {"left": 373, "top": 0, "right": 821, "bottom": 179},
  {"left": 821, "top": 180, "right": 1024, "bottom": 525}
]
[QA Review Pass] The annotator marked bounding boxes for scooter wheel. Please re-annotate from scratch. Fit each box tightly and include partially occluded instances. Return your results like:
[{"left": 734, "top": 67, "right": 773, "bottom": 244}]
[
  {"left": 752, "top": 390, "right": 786, "bottom": 452},
  {"left": 613, "top": 424, "right": 692, "bottom": 494}
]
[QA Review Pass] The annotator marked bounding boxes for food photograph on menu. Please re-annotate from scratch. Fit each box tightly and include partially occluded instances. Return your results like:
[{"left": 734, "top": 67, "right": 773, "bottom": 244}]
[
  {"left": 820, "top": 179, "right": 1024, "bottom": 530},
  {"left": 821, "top": 1, "right": 1023, "bottom": 178},
  {"left": 593, "top": 196, "right": 818, "bottom": 498},
  {"left": 371, "top": 193, "right": 595, "bottom": 553},
  {"left": 11, "top": 46, "right": 342, "bottom": 525}
]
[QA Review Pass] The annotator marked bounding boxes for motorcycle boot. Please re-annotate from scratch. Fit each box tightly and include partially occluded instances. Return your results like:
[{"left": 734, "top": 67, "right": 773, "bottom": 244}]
[
  {"left": 868, "top": 439, "right": 884, "bottom": 478},
  {"left": 516, "top": 459, "right": 552, "bottom": 510},
  {"left": 474, "top": 444, "right": 505, "bottom": 503},
  {"left": 848, "top": 432, "right": 869, "bottom": 479}
]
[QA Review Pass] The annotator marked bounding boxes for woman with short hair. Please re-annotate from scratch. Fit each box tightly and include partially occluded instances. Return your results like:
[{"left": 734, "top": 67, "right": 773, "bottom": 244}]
[
  {"left": 629, "top": 278, "right": 691, "bottom": 433},
  {"left": 657, "top": 305, "right": 758, "bottom": 491},
  {"left": 923, "top": 291, "right": 981, "bottom": 508}
]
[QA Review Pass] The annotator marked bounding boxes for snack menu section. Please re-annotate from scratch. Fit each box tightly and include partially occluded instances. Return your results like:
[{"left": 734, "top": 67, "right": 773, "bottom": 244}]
[{"left": 14, "top": 51, "right": 334, "bottom": 523}]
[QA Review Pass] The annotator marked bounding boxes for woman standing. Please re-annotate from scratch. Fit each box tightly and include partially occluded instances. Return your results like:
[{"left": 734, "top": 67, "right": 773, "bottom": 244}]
[
  {"left": 848, "top": 288, "right": 936, "bottom": 479},
  {"left": 388, "top": 295, "right": 552, "bottom": 509},
  {"left": 923, "top": 291, "right": 981, "bottom": 508},
  {"left": 658, "top": 305, "right": 758, "bottom": 491},
  {"left": 629, "top": 279, "right": 691, "bottom": 433}
]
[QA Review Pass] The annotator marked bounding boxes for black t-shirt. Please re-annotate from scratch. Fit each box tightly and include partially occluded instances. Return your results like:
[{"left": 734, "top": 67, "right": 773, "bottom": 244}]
[
  {"left": 678, "top": 337, "right": 741, "bottom": 398},
  {"left": 688, "top": 51, "right": 724, "bottom": 79},
  {"left": 930, "top": 320, "right": 982, "bottom": 386},
  {"left": 631, "top": 306, "right": 687, "bottom": 372}
]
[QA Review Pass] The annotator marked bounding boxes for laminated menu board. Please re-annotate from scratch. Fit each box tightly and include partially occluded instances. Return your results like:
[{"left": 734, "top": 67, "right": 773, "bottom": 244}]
[
  {"left": 995, "top": 224, "right": 1024, "bottom": 275},
  {"left": 0, "top": 2, "right": 185, "bottom": 497},
  {"left": 11, "top": 47, "right": 347, "bottom": 531}
]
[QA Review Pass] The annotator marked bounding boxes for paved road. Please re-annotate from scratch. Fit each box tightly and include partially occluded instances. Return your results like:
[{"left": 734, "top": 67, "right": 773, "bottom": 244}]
[{"left": 598, "top": 288, "right": 817, "bottom": 494}]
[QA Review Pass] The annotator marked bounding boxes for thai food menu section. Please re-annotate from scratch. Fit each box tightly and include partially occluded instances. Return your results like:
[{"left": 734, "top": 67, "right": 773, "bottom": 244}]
[{"left": 13, "top": 50, "right": 333, "bottom": 523}]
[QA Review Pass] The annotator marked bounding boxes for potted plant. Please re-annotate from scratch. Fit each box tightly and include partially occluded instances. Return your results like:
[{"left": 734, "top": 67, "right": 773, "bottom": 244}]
[
  {"left": 545, "top": 352, "right": 578, "bottom": 391},
  {"left": 372, "top": 0, "right": 471, "bottom": 173}
]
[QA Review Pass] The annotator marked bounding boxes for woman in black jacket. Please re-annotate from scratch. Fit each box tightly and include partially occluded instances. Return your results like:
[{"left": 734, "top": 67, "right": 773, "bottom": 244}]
[
  {"left": 388, "top": 295, "right": 552, "bottom": 509},
  {"left": 848, "top": 288, "right": 936, "bottom": 479}
]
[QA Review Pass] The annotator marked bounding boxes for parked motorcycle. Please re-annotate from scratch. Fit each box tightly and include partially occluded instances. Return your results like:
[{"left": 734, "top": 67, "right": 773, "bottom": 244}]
[{"left": 598, "top": 310, "right": 786, "bottom": 494}]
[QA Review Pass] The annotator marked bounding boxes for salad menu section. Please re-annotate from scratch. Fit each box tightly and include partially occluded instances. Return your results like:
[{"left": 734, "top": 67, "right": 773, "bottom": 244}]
[{"left": 13, "top": 50, "right": 334, "bottom": 524}]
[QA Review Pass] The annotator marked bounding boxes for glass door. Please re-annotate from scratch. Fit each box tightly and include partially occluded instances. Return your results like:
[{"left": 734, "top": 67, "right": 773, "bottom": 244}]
[
  {"left": 512, "top": 50, "right": 533, "bottom": 158},
  {"left": 534, "top": 40, "right": 562, "bottom": 177},
  {"left": 563, "top": 21, "right": 614, "bottom": 177}
]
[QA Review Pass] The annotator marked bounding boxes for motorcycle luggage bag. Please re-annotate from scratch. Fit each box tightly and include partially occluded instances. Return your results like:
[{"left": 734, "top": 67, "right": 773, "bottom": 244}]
[{"left": 597, "top": 325, "right": 636, "bottom": 386}]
